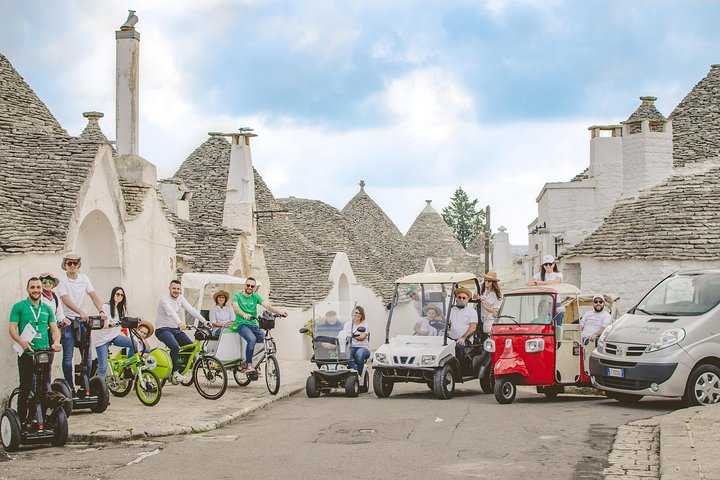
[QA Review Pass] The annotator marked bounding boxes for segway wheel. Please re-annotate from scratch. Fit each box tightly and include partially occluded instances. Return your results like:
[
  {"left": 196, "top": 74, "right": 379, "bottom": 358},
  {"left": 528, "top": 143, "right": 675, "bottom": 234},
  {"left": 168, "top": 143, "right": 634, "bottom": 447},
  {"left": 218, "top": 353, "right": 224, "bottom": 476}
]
[
  {"left": 136, "top": 370, "right": 162, "bottom": 407},
  {"left": 51, "top": 379, "right": 74, "bottom": 418},
  {"left": 51, "top": 408, "right": 68, "bottom": 447},
  {"left": 89, "top": 376, "right": 110, "bottom": 413},
  {"left": 306, "top": 375, "right": 321, "bottom": 398},
  {"left": 6, "top": 388, "right": 19, "bottom": 411},
  {"left": 1, "top": 408, "right": 21, "bottom": 452},
  {"left": 345, "top": 375, "right": 359, "bottom": 398},
  {"left": 233, "top": 367, "right": 252, "bottom": 387}
]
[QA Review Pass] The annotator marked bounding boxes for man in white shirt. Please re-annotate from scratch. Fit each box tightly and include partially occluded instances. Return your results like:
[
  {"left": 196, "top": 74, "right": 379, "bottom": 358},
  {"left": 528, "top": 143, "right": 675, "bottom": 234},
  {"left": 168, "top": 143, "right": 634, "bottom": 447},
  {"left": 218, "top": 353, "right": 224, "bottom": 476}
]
[
  {"left": 447, "top": 287, "right": 478, "bottom": 352},
  {"left": 55, "top": 253, "right": 107, "bottom": 388},
  {"left": 580, "top": 294, "right": 612, "bottom": 342},
  {"left": 155, "top": 279, "right": 207, "bottom": 383}
]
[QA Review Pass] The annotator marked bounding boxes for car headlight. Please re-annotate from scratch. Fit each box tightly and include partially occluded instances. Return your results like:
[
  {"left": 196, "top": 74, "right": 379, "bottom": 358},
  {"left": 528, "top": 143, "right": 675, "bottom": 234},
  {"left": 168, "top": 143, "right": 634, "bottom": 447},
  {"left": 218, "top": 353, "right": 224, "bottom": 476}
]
[
  {"left": 525, "top": 338, "right": 545, "bottom": 353},
  {"left": 597, "top": 322, "right": 615, "bottom": 349},
  {"left": 421, "top": 355, "right": 436, "bottom": 366},
  {"left": 375, "top": 353, "right": 387, "bottom": 364},
  {"left": 484, "top": 339, "right": 495, "bottom": 352},
  {"left": 646, "top": 328, "right": 686, "bottom": 353}
]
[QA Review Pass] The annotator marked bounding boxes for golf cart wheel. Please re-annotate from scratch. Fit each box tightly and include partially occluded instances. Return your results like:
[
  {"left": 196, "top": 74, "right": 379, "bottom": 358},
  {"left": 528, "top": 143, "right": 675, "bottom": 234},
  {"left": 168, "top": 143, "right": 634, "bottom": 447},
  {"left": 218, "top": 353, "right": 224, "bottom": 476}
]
[
  {"left": 51, "top": 408, "right": 68, "bottom": 447},
  {"left": 345, "top": 375, "right": 359, "bottom": 398},
  {"left": 306, "top": 375, "right": 321, "bottom": 398},
  {"left": 265, "top": 355, "right": 280, "bottom": 396},
  {"left": 51, "top": 379, "right": 74, "bottom": 418},
  {"left": 373, "top": 370, "right": 393, "bottom": 398},
  {"left": 136, "top": 370, "right": 162, "bottom": 406},
  {"left": 494, "top": 377, "right": 516, "bottom": 404},
  {"left": 6, "top": 388, "right": 18, "bottom": 411},
  {"left": 433, "top": 364, "right": 455, "bottom": 400},
  {"left": 683, "top": 364, "right": 720, "bottom": 407},
  {"left": 479, "top": 365, "right": 494, "bottom": 394},
  {"left": 1, "top": 409, "right": 21, "bottom": 452},
  {"left": 89, "top": 376, "right": 110, "bottom": 413},
  {"left": 233, "top": 366, "right": 252, "bottom": 387},
  {"left": 426, "top": 381, "right": 434, "bottom": 390},
  {"left": 358, "top": 370, "right": 369, "bottom": 394}
]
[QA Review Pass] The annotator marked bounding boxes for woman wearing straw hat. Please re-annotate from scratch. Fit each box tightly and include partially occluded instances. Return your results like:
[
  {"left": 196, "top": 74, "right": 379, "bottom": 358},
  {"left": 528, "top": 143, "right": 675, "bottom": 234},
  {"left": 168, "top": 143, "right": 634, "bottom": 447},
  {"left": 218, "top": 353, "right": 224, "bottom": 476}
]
[
  {"left": 479, "top": 272, "right": 502, "bottom": 334},
  {"left": 209, "top": 290, "right": 234, "bottom": 335}
]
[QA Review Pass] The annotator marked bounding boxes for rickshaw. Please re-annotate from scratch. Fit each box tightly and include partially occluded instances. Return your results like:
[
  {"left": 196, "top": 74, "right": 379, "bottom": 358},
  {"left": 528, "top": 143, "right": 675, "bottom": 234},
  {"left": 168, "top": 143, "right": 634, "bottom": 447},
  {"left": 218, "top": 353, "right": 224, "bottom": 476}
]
[
  {"left": 373, "top": 272, "right": 492, "bottom": 400},
  {"left": 484, "top": 284, "right": 619, "bottom": 404}
]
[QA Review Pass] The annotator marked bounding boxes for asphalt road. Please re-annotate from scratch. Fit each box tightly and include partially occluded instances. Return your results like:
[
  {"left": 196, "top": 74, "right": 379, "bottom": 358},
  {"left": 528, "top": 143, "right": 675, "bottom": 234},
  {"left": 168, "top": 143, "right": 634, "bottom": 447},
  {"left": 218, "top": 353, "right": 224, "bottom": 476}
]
[{"left": 0, "top": 382, "right": 678, "bottom": 480}]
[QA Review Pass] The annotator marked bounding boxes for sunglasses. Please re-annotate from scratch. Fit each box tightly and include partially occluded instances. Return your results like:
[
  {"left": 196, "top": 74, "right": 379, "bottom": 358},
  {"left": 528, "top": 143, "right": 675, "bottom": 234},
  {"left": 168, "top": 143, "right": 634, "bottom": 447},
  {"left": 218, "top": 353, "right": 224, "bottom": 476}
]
[
  {"left": 115, "top": 292, "right": 125, "bottom": 297},
  {"left": 65, "top": 261, "right": 79, "bottom": 266},
  {"left": 246, "top": 284, "right": 256, "bottom": 289},
  {"left": 593, "top": 300, "right": 604, "bottom": 304},
  {"left": 40, "top": 278, "right": 55, "bottom": 285},
  {"left": 543, "top": 263, "right": 553, "bottom": 267}
]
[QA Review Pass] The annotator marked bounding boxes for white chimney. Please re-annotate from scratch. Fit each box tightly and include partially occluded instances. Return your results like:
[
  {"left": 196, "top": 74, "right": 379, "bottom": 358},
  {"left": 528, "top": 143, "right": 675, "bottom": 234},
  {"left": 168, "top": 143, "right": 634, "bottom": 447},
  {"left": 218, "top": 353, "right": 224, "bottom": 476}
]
[
  {"left": 115, "top": 10, "right": 140, "bottom": 156},
  {"left": 220, "top": 129, "right": 257, "bottom": 232}
]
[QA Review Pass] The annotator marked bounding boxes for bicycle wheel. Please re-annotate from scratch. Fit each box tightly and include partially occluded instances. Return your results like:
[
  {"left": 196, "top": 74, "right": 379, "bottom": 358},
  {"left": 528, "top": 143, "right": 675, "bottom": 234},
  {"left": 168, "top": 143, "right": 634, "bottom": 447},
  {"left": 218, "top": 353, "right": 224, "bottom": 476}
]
[
  {"left": 135, "top": 370, "right": 162, "bottom": 406},
  {"left": 107, "top": 371, "right": 133, "bottom": 397},
  {"left": 233, "top": 366, "right": 252, "bottom": 387},
  {"left": 193, "top": 356, "right": 227, "bottom": 400},
  {"left": 265, "top": 355, "right": 280, "bottom": 395}
]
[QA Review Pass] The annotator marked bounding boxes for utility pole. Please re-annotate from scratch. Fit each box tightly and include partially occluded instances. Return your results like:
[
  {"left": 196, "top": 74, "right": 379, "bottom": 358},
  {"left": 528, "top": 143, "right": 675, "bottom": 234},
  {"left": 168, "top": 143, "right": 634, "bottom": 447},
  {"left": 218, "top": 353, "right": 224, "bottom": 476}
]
[{"left": 484, "top": 205, "right": 491, "bottom": 273}]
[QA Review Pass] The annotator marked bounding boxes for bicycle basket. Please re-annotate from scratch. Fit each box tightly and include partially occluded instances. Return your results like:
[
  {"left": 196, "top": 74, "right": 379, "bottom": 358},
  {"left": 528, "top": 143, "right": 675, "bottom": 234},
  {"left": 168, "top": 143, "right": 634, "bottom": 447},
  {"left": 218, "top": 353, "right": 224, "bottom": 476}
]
[{"left": 258, "top": 312, "right": 275, "bottom": 330}]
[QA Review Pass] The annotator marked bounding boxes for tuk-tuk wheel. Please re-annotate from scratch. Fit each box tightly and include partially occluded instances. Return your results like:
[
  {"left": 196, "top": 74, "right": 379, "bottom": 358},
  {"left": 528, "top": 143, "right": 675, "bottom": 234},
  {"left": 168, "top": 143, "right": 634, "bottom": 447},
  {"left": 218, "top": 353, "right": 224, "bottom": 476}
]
[
  {"left": 494, "top": 377, "right": 516, "bottom": 404},
  {"left": 479, "top": 366, "right": 494, "bottom": 394}
]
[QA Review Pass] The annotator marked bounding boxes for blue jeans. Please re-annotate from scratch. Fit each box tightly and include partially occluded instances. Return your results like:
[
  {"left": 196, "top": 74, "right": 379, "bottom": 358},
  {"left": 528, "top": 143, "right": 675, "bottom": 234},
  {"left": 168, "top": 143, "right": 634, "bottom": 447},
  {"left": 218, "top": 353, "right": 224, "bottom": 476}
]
[
  {"left": 95, "top": 335, "right": 135, "bottom": 378},
  {"left": 237, "top": 324, "right": 265, "bottom": 366},
  {"left": 349, "top": 347, "right": 370, "bottom": 371},
  {"left": 61, "top": 323, "right": 93, "bottom": 387},
  {"left": 155, "top": 327, "right": 193, "bottom": 373}
]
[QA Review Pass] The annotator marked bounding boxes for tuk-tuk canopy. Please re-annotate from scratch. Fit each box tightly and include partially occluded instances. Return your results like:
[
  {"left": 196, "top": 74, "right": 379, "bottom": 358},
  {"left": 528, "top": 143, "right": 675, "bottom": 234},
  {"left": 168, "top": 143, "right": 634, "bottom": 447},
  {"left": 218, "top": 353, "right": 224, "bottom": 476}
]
[
  {"left": 395, "top": 272, "right": 479, "bottom": 285},
  {"left": 180, "top": 273, "right": 262, "bottom": 313}
]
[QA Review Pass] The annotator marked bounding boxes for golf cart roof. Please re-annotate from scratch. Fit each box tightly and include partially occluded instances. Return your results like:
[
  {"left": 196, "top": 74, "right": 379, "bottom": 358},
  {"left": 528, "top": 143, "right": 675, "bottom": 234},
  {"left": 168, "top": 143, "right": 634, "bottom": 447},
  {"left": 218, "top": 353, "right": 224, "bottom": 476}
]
[
  {"left": 180, "top": 272, "right": 260, "bottom": 291},
  {"left": 507, "top": 283, "right": 581, "bottom": 297},
  {"left": 395, "top": 272, "right": 479, "bottom": 285}
]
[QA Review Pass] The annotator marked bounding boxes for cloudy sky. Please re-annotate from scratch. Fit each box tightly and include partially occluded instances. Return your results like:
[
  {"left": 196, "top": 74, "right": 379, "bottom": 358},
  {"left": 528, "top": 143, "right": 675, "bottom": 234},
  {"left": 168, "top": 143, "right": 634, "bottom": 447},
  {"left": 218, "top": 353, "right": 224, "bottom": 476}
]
[{"left": 1, "top": 1, "right": 718, "bottom": 244}]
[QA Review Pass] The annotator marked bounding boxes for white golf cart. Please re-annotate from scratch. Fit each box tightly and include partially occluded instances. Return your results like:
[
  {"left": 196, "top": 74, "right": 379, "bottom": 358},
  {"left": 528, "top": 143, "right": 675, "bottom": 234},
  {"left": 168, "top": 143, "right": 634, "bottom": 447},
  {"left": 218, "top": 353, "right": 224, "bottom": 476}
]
[{"left": 372, "top": 272, "right": 492, "bottom": 400}]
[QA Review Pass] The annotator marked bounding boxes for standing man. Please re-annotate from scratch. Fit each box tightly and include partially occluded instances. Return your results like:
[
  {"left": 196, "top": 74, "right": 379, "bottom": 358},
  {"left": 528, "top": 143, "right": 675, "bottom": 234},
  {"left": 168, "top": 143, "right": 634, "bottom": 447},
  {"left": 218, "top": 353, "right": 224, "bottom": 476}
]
[
  {"left": 155, "top": 279, "right": 207, "bottom": 383},
  {"left": 8, "top": 277, "right": 62, "bottom": 424},
  {"left": 231, "top": 277, "right": 287, "bottom": 373},
  {"left": 447, "top": 287, "right": 478, "bottom": 354},
  {"left": 55, "top": 253, "right": 107, "bottom": 389}
]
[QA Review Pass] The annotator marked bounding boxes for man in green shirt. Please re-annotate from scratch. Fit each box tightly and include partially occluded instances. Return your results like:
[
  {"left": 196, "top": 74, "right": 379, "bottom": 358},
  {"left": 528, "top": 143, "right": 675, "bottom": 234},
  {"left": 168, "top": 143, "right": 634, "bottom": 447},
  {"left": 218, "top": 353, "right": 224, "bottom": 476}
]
[
  {"left": 231, "top": 277, "right": 287, "bottom": 373},
  {"left": 8, "top": 277, "right": 61, "bottom": 423}
]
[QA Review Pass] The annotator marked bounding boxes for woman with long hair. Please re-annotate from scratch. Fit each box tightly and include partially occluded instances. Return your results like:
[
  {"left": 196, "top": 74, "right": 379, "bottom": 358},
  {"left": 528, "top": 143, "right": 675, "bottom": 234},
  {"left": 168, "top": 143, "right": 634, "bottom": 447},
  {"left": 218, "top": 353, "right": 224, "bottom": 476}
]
[
  {"left": 479, "top": 271, "right": 502, "bottom": 334},
  {"left": 95, "top": 286, "right": 135, "bottom": 379},
  {"left": 527, "top": 255, "right": 563, "bottom": 286},
  {"left": 343, "top": 306, "right": 370, "bottom": 371}
]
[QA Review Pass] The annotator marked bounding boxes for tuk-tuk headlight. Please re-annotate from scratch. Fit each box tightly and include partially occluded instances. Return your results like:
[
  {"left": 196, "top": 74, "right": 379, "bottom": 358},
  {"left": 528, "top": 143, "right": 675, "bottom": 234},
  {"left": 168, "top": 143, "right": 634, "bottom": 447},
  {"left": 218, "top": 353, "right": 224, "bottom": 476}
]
[
  {"left": 646, "top": 328, "right": 685, "bottom": 353},
  {"left": 421, "top": 355, "right": 436, "bottom": 365},
  {"left": 484, "top": 339, "right": 495, "bottom": 352},
  {"left": 525, "top": 338, "right": 545, "bottom": 353},
  {"left": 375, "top": 353, "right": 387, "bottom": 364}
]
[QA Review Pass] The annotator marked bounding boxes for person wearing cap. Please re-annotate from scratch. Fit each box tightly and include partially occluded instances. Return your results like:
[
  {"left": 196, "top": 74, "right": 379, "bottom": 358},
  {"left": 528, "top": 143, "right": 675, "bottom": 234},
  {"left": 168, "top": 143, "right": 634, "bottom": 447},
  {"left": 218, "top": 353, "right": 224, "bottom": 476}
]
[
  {"left": 315, "top": 311, "right": 344, "bottom": 349},
  {"left": 478, "top": 272, "right": 502, "bottom": 334},
  {"left": 413, "top": 304, "right": 444, "bottom": 336},
  {"left": 95, "top": 287, "right": 136, "bottom": 379},
  {"left": 527, "top": 254, "right": 564, "bottom": 286},
  {"left": 447, "top": 287, "right": 478, "bottom": 352},
  {"left": 55, "top": 253, "right": 107, "bottom": 388},
  {"left": 580, "top": 294, "right": 612, "bottom": 342},
  {"left": 209, "top": 290, "right": 234, "bottom": 335}
]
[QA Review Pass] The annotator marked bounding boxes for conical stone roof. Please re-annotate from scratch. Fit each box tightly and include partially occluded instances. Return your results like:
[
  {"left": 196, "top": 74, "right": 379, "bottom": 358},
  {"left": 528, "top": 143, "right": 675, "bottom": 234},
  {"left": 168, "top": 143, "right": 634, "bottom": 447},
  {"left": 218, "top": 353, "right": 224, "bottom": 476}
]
[{"left": 670, "top": 64, "right": 720, "bottom": 167}]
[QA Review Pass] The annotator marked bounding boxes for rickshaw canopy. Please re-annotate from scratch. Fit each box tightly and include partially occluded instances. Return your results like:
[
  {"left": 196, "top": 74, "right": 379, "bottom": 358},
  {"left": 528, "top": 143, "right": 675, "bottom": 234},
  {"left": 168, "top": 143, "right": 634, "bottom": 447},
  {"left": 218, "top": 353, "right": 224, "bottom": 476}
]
[{"left": 395, "top": 272, "right": 479, "bottom": 285}]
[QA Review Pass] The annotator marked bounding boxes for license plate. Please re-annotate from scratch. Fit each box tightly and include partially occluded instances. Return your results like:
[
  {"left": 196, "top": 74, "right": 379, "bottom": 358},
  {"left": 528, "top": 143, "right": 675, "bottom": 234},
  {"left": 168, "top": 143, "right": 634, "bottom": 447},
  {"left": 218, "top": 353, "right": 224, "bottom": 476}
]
[{"left": 607, "top": 367, "right": 624, "bottom": 378}]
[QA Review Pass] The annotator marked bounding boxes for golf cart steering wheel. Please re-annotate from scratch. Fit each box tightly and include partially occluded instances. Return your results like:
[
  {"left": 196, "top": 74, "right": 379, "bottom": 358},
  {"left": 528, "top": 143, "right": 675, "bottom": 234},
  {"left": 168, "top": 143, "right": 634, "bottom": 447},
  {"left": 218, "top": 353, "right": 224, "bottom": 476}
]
[{"left": 429, "top": 320, "right": 445, "bottom": 331}]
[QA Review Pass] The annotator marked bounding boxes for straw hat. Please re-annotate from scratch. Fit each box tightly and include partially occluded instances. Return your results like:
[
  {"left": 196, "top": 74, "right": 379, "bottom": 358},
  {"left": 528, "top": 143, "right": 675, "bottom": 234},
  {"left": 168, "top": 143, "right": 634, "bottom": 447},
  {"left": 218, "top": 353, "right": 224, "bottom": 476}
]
[
  {"left": 60, "top": 253, "right": 81, "bottom": 271},
  {"left": 213, "top": 290, "right": 230, "bottom": 303},
  {"left": 39, "top": 272, "right": 59, "bottom": 287},
  {"left": 135, "top": 318, "right": 155, "bottom": 338},
  {"left": 455, "top": 287, "right": 472, "bottom": 298},
  {"left": 483, "top": 271, "right": 500, "bottom": 282},
  {"left": 423, "top": 304, "right": 442, "bottom": 315}
]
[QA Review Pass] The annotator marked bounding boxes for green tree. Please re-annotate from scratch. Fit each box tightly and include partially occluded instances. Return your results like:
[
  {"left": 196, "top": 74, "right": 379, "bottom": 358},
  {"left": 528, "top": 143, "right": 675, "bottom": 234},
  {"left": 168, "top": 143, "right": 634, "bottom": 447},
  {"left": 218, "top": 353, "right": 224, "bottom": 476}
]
[{"left": 442, "top": 187, "right": 486, "bottom": 249}]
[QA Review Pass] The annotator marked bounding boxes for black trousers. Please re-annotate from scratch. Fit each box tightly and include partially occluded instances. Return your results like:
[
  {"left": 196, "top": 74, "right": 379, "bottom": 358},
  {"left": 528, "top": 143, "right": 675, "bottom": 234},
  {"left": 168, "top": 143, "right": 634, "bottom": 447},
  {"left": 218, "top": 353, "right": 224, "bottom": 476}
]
[{"left": 17, "top": 354, "right": 34, "bottom": 423}]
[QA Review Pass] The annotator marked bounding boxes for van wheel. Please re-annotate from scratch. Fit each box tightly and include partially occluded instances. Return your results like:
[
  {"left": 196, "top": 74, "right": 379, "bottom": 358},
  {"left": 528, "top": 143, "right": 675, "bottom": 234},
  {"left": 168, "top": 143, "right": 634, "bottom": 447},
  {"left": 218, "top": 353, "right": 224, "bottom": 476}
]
[
  {"left": 494, "top": 377, "right": 516, "bottom": 404},
  {"left": 605, "top": 391, "right": 643, "bottom": 404},
  {"left": 683, "top": 364, "right": 720, "bottom": 407}
]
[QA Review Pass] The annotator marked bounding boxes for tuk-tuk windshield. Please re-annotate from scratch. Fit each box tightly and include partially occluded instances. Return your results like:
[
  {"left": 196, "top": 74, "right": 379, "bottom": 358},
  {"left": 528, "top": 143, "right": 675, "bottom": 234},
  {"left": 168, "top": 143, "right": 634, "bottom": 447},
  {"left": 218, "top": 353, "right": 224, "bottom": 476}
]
[
  {"left": 635, "top": 271, "right": 720, "bottom": 317},
  {"left": 496, "top": 294, "right": 555, "bottom": 325}
]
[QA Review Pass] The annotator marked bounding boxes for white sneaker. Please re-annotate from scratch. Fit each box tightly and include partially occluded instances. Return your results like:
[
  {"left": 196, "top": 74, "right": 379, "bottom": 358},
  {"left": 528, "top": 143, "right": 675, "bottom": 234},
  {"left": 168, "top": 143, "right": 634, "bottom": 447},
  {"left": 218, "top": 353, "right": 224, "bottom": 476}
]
[{"left": 171, "top": 371, "right": 186, "bottom": 384}]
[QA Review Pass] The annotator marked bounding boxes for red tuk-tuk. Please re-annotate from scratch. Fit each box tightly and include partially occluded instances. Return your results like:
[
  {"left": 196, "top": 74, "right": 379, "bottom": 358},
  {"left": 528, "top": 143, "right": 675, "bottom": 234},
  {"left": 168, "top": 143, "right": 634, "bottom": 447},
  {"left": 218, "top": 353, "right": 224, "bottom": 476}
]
[{"left": 484, "top": 284, "right": 619, "bottom": 404}]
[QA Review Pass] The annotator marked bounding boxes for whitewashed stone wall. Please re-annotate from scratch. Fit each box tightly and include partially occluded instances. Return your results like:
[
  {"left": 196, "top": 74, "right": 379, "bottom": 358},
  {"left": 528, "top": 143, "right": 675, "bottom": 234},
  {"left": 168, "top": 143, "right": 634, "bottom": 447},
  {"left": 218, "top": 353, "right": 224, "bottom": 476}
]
[
  {"left": 589, "top": 135, "right": 624, "bottom": 218},
  {"left": 621, "top": 121, "right": 673, "bottom": 199}
]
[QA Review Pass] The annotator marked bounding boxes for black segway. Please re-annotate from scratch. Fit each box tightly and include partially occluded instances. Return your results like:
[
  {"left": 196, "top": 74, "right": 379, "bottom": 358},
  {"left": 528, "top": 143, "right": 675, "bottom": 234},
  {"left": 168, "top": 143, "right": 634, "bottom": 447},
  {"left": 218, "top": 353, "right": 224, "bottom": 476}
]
[
  {"left": 67, "top": 316, "right": 109, "bottom": 413},
  {"left": 1, "top": 349, "right": 68, "bottom": 451}
]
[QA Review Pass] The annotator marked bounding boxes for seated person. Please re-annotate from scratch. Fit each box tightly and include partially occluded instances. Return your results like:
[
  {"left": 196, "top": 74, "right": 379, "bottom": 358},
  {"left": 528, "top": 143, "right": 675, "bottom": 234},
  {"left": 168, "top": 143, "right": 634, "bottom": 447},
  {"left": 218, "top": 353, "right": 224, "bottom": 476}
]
[
  {"left": 414, "top": 304, "right": 444, "bottom": 336},
  {"left": 447, "top": 288, "right": 478, "bottom": 354},
  {"left": 314, "top": 310, "right": 344, "bottom": 348},
  {"left": 209, "top": 290, "right": 234, "bottom": 336},
  {"left": 531, "top": 299, "right": 552, "bottom": 324},
  {"left": 133, "top": 319, "right": 156, "bottom": 356},
  {"left": 580, "top": 294, "right": 611, "bottom": 343}
]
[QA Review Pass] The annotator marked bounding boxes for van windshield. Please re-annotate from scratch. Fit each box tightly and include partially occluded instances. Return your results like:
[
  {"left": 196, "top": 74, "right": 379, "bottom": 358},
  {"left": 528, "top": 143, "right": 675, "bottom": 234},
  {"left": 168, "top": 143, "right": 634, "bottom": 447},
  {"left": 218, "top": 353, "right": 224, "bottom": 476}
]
[
  {"left": 635, "top": 272, "right": 720, "bottom": 316},
  {"left": 496, "top": 294, "right": 555, "bottom": 325}
]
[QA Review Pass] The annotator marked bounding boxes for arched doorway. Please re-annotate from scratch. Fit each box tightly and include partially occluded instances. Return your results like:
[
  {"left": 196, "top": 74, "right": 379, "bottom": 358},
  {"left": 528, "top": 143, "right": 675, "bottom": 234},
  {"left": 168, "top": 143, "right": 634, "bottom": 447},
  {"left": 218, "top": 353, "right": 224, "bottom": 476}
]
[
  {"left": 74, "top": 210, "right": 122, "bottom": 303},
  {"left": 338, "top": 273, "right": 350, "bottom": 318}
]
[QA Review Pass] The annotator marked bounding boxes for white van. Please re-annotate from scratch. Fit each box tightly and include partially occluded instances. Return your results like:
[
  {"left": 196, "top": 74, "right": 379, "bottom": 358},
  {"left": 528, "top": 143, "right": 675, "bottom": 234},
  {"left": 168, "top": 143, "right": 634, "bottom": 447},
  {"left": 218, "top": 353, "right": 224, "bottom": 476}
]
[{"left": 590, "top": 269, "right": 720, "bottom": 406}]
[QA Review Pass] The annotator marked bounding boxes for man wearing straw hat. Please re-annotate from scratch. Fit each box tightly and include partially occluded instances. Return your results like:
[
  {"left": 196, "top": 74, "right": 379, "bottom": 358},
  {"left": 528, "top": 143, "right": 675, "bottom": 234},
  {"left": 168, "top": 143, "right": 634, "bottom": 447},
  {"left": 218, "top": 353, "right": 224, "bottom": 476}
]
[{"left": 447, "top": 287, "right": 478, "bottom": 352}]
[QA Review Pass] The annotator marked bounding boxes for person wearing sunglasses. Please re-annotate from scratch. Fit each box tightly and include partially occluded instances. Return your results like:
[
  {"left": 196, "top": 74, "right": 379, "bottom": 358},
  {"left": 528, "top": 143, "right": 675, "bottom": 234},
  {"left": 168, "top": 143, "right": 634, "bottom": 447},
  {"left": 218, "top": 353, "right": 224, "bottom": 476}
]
[
  {"left": 580, "top": 294, "right": 612, "bottom": 343},
  {"left": 231, "top": 277, "right": 287, "bottom": 374},
  {"left": 94, "top": 287, "right": 136, "bottom": 379},
  {"left": 447, "top": 287, "right": 478, "bottom": 355},
  {"left": 527, "top": 254, "right": 563, "bottom": 286},
  {"left": 55, "top": 253, "right": 107, "bottom": 388}
]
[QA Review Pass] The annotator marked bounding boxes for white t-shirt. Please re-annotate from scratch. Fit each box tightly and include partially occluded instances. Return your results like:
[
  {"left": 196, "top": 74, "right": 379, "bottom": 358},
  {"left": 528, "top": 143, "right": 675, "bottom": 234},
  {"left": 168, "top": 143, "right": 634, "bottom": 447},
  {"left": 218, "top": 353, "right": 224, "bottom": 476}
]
[
  {"left": 94, "top": 303, "right": 124, "bottom": 347},
  {"left": 56, "top": 272, "right": 95, "bottom": 317},
  {"left": 155, "top": 294, "right": 205, "bottom": 329},
  {"left": 448, "top": 306, "right": 478, "bottom": 340},
  {"left": 533, "top": 271, "right": 564, "bottom": 283},
  {"left": 415, "top": 317, "right": 441, "bottom": 336},
  {"left": 342, "top": 320, "right": 370, "bottom": 349},
  {"left": 210, "top": 305, "right": 234, "bottom": 326},
  {"left": 41, "top": 291, "right": 65, "bottom": 323},
  {"left": 580, "top": 310, "right": 612, "bottom": 338}
]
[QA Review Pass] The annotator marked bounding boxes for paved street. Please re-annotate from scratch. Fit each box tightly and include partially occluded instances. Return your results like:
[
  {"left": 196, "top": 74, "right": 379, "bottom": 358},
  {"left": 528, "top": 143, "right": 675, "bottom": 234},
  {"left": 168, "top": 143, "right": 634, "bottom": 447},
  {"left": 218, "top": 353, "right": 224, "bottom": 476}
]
[{"left": 0, "top": 378, "right": 678, "bottom": 480}]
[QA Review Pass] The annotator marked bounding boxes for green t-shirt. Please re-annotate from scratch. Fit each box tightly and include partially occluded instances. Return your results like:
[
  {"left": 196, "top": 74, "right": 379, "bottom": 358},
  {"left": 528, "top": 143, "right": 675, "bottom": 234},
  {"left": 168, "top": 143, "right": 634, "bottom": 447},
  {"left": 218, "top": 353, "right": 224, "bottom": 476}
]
[
  {"left": 9, "top": 299, "right": 56, "bottom": 354},
  {"left": 232, "top": 291, "right": 264, "bottom": 326}
]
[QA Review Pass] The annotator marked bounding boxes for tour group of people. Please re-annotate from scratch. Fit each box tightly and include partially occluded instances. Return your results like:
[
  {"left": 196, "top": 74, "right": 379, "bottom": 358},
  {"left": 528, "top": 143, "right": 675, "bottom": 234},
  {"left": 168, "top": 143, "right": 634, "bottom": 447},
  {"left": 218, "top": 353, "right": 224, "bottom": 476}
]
[{"left": 8, "top": 252, "right": 287, "bottom": 425}]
